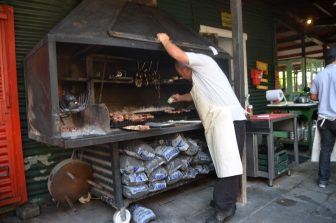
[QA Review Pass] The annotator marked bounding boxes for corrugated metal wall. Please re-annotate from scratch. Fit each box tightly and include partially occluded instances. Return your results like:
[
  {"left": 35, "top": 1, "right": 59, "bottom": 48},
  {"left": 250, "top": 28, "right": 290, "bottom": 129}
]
[
  {"left": 0, "top": 0, "right": 81, "bottom": 203},
  {"left": 159, "top": 0, "right": 276, "bottom": 114},
  {"left": 0, "top": 0, "right": 275, "bottom": 203}
]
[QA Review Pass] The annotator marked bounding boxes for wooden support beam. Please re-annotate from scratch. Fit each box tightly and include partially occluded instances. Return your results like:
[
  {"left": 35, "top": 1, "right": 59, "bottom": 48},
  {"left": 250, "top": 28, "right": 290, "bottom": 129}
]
[
  {"left": 323, "top": 45, "right": 327, "bottom": 59},
  {"left": 230, "top": 0, "right": 246, "bottom": 205},
  {"left": 301, "top": 36, "right": 307, "bottom": 86},
  {"left": 230, "top": 0, "right": 245, "bottom": 105},
  {"left": 301, "top": 36, "right": 306, "bottom": 57}
]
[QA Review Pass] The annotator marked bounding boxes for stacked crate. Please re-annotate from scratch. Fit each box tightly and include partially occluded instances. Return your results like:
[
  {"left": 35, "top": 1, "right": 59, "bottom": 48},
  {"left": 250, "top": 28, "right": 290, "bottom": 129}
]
[{"left": 258, "top": 150, "right": 289, "bottom": 176}]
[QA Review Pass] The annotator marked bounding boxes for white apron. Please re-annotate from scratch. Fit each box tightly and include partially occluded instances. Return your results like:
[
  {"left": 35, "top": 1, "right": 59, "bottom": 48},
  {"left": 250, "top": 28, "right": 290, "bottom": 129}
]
[
  {"left": 191, "top": 86, "right": 243, "bottom": 178},
  {"left": 311, "top": 127, "right": 336, "bottom": 162}
]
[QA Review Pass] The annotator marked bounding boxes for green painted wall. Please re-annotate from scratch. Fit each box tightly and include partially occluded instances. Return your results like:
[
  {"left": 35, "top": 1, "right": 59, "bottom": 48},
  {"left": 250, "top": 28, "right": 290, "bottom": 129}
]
[{"left": 0, "top": 0, "right": 275, "bottom": 203}]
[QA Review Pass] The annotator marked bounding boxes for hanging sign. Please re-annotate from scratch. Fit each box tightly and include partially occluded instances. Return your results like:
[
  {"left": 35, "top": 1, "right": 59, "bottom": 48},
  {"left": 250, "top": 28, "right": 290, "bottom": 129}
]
[
  {"left": 221, "top": 11, "right": 232, "bottom": 28},
  {"left": 256, "top": 61, "right": 268, "bottom": 74}
]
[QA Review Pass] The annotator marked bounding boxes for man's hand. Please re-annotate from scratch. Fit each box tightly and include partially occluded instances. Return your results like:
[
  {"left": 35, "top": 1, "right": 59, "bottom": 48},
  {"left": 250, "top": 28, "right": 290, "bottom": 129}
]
[
  {"left": 171, "top": 94, "right": 182, "bottom": 103},
  {"left": 168, "top": 93, "right": 193, "bottom": 103},
  {"left": 310, "top": 93, "right": 318, "bottom": 101},
  {"left": 157, "top": 33, "right": 170, "bottom": 44}
]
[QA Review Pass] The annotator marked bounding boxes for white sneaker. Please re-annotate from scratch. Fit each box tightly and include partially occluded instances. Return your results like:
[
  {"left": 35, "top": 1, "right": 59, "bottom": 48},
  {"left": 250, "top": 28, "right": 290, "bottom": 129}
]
[{"left": 318, "top": 180, "right": 328, "bottom": 188}]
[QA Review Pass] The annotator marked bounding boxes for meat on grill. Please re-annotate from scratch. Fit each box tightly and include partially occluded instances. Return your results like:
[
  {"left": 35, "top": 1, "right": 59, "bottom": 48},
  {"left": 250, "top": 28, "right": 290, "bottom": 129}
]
[
  {"left": 110, "top": 112, "right": 125, "bottom": 123},
  {"left": 123, "top": 125, "right": 151, "bottom": 131},
  {"left": 110, "top": 112, "right": 154, "bottom": 123},
  {"left": 164, "top": 109, "right": 191, "bottom": 114}
]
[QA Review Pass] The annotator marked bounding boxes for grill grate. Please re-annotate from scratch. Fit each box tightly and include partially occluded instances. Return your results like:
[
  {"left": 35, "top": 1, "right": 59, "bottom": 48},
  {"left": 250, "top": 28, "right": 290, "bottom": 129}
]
[{"left": 110, "top": 109, "right": 199, "bottom": 128}]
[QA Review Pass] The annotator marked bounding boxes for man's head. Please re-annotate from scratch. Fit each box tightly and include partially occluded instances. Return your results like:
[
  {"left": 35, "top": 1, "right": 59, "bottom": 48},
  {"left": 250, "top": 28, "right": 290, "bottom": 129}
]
[
  {"left": 326, "top": 46, "right": 336, "bottom": 65},
  {"left": 175, "top": 61, "right": 192, "bottom": 80}
]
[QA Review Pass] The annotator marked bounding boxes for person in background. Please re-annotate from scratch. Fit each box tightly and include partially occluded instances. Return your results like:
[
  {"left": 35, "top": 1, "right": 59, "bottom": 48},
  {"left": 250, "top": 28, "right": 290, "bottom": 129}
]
[
  {"left": 157, "top": 33, "right": 246, "bottom": 223},
  {"left": 310, "top": 46, "right": 336, "bottom": 188}
]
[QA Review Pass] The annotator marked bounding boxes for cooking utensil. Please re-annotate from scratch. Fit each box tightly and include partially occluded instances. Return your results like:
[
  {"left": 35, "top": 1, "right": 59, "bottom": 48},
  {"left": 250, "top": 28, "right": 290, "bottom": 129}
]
[
  {"left": 167, "top": 120, "right": 202, "bottom": 124},
  {"left": 145, "top": 122, "right": 175, "bottom": 128}
]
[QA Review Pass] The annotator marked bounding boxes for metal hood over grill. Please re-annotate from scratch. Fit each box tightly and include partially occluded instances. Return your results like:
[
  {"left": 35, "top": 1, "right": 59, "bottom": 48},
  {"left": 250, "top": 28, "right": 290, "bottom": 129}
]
[{"left": 48, "top": 0, "right": 228, "bottom": 56}]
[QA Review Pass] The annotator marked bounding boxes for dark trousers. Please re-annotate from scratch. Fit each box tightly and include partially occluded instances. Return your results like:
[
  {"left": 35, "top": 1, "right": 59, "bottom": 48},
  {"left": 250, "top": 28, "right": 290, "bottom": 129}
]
[
  {"left": 213, "top": 120, "right": 246, "bottom": 211},
  {"left": 318, "top": 119, "right": 336, "bottom": 182}
]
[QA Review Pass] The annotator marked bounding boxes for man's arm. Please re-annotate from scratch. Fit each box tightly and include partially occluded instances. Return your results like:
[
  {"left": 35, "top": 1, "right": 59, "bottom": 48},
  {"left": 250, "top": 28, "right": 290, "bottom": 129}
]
[
  {"left": 157, "top": 33, "right": 189, "bottom": 65},
  {"left": 310, "top": 93, "right": 318, "bottom": 101},
  {"left": 310, "top": 81, "right": 318, "bottom": 101},
  {"left": 171, "top": 93, "right": 193, "bottom": 102}
]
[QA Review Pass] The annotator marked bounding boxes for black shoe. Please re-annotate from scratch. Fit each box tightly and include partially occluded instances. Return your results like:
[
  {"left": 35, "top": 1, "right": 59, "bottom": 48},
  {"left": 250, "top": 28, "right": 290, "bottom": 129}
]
[
  {"left": 205, "top": 206, "right": 236, "bottom": 223},
  {"left": 318, "top": 180, "right": 328, "bottom": 188}
]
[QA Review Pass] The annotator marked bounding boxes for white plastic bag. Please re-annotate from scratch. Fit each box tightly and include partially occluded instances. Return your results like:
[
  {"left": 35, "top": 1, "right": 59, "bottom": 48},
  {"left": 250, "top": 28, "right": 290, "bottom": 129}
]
[
  {"left": 148, "top": 167, "right": 167, "bottom": 182},
  {"left": 182, "top": 167, "right": 198, "bottom": 180},
  {"left": 148, "top": 180, "right": 167, "bottom": 192},
  {"left": 155, "top": 146, "right": 180, "bottom": 162},
  {"left": 122, "top": 140, "right": 155, "bottom": 161},
  {"left": 192, "top": 151, "right": 211, "bottom": 165},
  {"left": 166, "top": 170, "right": 183, "bottom": 185},
  {"left": 184, "top": 138, "right": 200, "bottom": 156},
  {"left": 171, "top": 134, "right": 189, "bottom": 151},
  {"left": 194, "top": 165, "right": 210, "bottom": 174},
  {"left": 121, "top": 172, "right": 148, "bottom": 186},
  {"left": 178, "top": 155, "right": 193, "bottom": 171},
  {"left": 120, "top": 155, "right": 145, "bottom": 174},
  {"left": 165, "top": 158, "right": 183, "bottom": 174},
  {"left": 122, "top": 185, "right": 149, "bottom": 199},
  {"left": 145, "top": 156, "right": 165, "bottom": 174},
  {"left": 130, "top": 204, "right": 156, "bottom": 223}
]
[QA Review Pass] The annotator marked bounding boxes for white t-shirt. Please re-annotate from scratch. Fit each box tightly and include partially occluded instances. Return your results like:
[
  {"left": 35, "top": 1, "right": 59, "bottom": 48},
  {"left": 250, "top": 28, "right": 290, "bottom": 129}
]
[{"left": 186, "top": 52, "right": 246, "bottom": 121}]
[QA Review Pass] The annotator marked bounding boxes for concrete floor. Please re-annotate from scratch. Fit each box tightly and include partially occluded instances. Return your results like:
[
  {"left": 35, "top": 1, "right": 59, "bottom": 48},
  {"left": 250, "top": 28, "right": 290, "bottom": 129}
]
[{"left": 1, "top": 161, "right": 335, "bottom": 223}]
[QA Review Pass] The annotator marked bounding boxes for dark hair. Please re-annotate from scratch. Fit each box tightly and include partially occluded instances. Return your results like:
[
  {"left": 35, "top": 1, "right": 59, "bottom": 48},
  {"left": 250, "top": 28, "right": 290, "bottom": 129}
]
[{"left": 326, "top": 46, "right": 336, "bottom": 65}]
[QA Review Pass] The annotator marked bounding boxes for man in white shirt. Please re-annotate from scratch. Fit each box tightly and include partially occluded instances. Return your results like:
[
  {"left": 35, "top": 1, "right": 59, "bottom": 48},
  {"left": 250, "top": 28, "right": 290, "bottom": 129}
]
[
  {"left": 157, "top": 33, "right": 246, "bottom": 223},
  {"left": 310, "top": 46, "right": 336, "bottom": 188}
]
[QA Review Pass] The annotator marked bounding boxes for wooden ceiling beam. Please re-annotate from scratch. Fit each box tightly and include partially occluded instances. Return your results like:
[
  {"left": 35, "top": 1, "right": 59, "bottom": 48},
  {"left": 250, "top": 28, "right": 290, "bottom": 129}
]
[
  {"left": 268, "top": 0, "right": 315, "bottom": 6},
  {"left": 313, "top": 3, "right": 334, "bottom": 17},
  {"left": 277, "top": 49, "right": 323, "bottom": 59},
  {"left": 277, "top": 42, "right": 316, "bottom": 51},
  {"left": 261, "top": 0, "right": 331, "bottom": 46},
  {"left": 277, "top": 34, "right": 304, "bottom": 44},
  {"left": 327, "top": 33, "right": 336, "bottom": 40},
  {"left": 309, "top": 17, "right": 336, "bottom": 30}
]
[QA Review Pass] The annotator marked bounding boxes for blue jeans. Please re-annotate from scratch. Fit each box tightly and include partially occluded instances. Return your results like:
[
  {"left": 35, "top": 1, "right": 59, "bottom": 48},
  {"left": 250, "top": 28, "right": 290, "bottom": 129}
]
[{"left": 318, "top": 119, "right": 336, "bottom": 182}]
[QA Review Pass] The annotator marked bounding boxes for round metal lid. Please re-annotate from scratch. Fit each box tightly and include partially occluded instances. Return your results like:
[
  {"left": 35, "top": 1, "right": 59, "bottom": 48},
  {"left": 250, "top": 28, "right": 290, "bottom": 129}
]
[{"left": 48, "top": 159, "right": 93, "bottom": 203}]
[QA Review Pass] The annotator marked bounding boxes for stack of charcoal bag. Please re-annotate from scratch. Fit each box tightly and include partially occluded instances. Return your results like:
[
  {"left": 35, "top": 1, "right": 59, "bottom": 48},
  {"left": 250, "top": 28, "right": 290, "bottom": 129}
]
[
  {"left": 120, "top": 140, "right": 154, "bottom": 199},
  {"left": 120, "top": 135, "right": 213, "bottom": 199},
  {"left": 163, "top": 134, "right": 213, "bottom": 180}
]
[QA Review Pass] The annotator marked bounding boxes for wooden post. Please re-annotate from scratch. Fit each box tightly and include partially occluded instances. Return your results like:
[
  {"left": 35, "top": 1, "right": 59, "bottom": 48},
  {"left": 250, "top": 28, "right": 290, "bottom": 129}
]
[
  {"left": 302, "top": 36, "right": 307, "bottom": 88},
  {"left": 323, "top": 44, "right": 327, "bottom": 61},
  {"left": 230, "top": 0, "right": 246, "bottom": 204},
  {"left": 111, "top": 143, "right": 124, "bottom": 209},
  {"left": 230, "top": 0, "right": 245, "bottom": 104}
]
